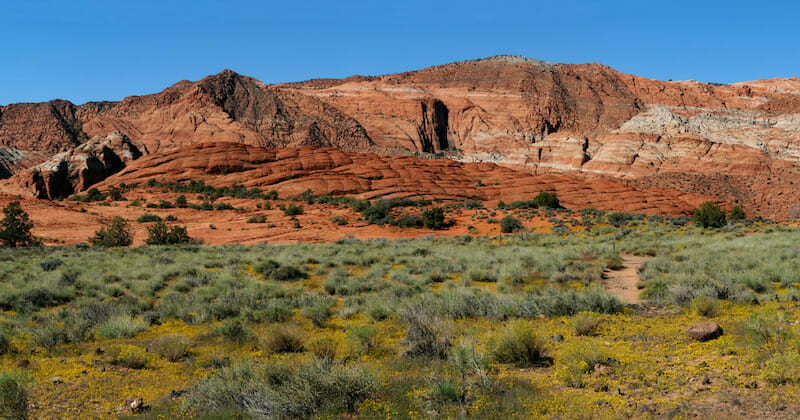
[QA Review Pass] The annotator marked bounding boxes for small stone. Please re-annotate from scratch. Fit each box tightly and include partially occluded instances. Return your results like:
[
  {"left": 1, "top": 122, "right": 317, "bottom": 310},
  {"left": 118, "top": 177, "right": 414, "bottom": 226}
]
[
  {"left": 686, "top": 322, "right": 723, "bottom": 341},
  {"left": 125, "top": 397, "right": 145, "bottom": 413}
]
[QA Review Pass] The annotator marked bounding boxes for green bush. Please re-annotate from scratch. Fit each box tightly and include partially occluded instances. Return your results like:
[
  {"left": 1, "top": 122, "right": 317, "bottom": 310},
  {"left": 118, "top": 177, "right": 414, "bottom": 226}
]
[
  {"left": 90, "top": 216, "right": 133, "bottom": 247},
  {"left": 146, "top": 221, "right": 195, "bottom": 245},
  {"left": 307, "top": 335, "right": 339, "bottom": 362},
  {"left": 500, "top": 215, "right": 524, "bottom": 233},
  {"left": 692, "top": 201, "right": 726, "bottom": 228},
  {"left": 255, "top": 260, "right": 307, "bottom": 282},
  {"left": 691, "top": 296, "right": 722, "bottom": 317},
  {"left": 107, "top": 345, "right": 148, "bottom": 369},
  {"left": 283, "top": 204, "right": 304, "bottom": 216},
  {"left": 95, "top": 315, "right": 148, "bottom": 339},
  {"left": 533, "top": 191, "right": 560, "bottom": 209},
  {"left": 0, "top": 201, "right": 40, "bottom": 248},
  {"left": 421, "top": 207, "right": 447, "bottom": 230},
  {"left": 262, "top": 325, "right": 306, "bottom": 353},
  {"left": 728, "top": 205, "right": 746, "bottom": 221},
  {"left": 490, "top": 320, "right": 547, "bottom": 367},
  {"left": 217, "top": 320, "right": 253, "bottom": 344},
  {"left": 572, "top": 312, "right": 601, "bottom": 336},
  {"left": 0, "top": 372, "right": 28, "bottom": 419},
  {"left": 136, "top": 213, "right": 162, "bottom": 223},
  {"left": 150, "top": 334, "right": 192, "bottom": 362},
  {"left": 0, "top": 331, "right": 10, "bottom": 356},
  {"left": 742, "top": 310, "right": 791, "bottom": 350},
  {"left": 402, "top": 308, "right": 450, "bottom": 359},
  {"left": 301, "top": 296, "right": 335, "bottom": 328},
  {"left": 556, "top": 343, "right": 613, "bottom": 388},
  {"left": 185, "top": 360, "right": 376, "bottom": 418},
  {"left": 764, "top": 351, "right": 800, "bottom": 384}
]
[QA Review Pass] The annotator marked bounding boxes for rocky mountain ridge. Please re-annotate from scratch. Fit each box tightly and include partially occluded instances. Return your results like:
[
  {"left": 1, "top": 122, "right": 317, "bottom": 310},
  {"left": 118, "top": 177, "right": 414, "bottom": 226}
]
[{"left": 1, "top": 56, "right": 799, "bottom": 218}]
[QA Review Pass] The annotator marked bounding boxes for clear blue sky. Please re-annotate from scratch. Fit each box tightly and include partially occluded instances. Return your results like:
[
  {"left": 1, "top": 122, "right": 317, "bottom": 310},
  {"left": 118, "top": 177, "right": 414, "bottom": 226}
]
[{"left": 2, "top": 1, "right": 798, "bottom": 105}]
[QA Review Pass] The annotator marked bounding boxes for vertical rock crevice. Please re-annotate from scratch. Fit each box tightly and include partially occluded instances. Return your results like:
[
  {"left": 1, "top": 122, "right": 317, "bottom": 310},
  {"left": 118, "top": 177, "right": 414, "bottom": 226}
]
[{"left": 417, "top": 99, "right": 450, "bottom": 153}]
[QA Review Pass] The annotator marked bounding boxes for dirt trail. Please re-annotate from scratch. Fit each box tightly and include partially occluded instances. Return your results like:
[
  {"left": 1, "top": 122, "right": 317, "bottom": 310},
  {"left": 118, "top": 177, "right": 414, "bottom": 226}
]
[{"left": 603, "top": 254, "right": 650, "bottom": 305}]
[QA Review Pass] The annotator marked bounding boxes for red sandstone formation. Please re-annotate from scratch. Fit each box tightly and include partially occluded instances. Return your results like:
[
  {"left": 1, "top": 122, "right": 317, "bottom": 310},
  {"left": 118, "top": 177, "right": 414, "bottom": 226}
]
[{"left": 1, "top": 56, "right": 800, "bottom": 218}]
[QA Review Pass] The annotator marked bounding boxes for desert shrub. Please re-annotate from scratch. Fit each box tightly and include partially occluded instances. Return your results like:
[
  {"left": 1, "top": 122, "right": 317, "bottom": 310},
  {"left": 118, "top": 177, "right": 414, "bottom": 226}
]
[
  {"left": 150, "top": 334, "right": 192, "bottom": 362},
  {"left": 0, "top": 373, "right": 28, "bottom": 419},
  {"left": 137, "top": 214, "right": 162, "bottom": 223},
  {"left": 146, "top": 221, "right": 194, "bottom": 245},
  {"left": 215, "top": 202, "right": 234, "bottom": 211},
  {"left": 349, "top": 325, "right": 379, "bottom": 354},
  {"left": 217, "top": 320, "right": 253, "bottom": 344},
  {"left": 175, "top": 195, "right": 188, "bottom": 208},
  {"left": 283, "top": 204, "right": 304, "bottom": 216},
  {"left": 430, "top": 380, "right": 461, "bottom": 404},
  {"left": 272, "top": 265, "right": 307, "bottom": 282},
  {"left": 20, "top": 287, "right": 73, "bottom": 311},
  {"left": 556, "top": 343, "right": 613, "bottom": 388},
  {"left": 728, "top": 205, "right": 746, "bottom": 221},
  {"left": 421, "top": 207, "right": 447, "bottom": 230},
  {"left": 330, "top": 216, "right": 348, "bottom": 226},
  {"left": 490, "top": 319, "right": 548, "bottom": 367},
  {"left": 365, "top": 298, "right": 392, "bottom": 321},
  {"left": 692, "top": 201, "right": 726, "bottom": 228},
  {"left": 95, "top": 315, "right": 148, "bottom": 339},
  {"left": 572, "top": 312, "right": 602, "bottom": 336},
  {"left": 533, "top": 191, "right": 560, "bottom": 209},
  {"left": 107, "top": 345, "right": 148, "bottom": 369},
  {"left": 0, "top": 201, "right": 40, "bottom": 248},
  {"left": 255, "top": 260, "right": 307, "bottom": 282},
  {"left": 467, "top": 268, "right": 497, "bottom": 283},
  {"left": 300, "top": 294, "right": 335, "bottom": 328},
  {"left": 691, "top": 296, "right": 722, "bottom": 317},
  {"left": 185, "top": 360, "right": 376, "bottom": 418},
  {"left": 500, "top": 215, "right": 524, "bottom": 233},
  {"left": 307, "top": 334, "right": 339, "bottom": 362},
  {"left": 90, "top": 216, "right": 133, "bottom": 247},
  {"left": 763, "top": 351, "right": 800, "bottom": 384},
  {"left": 742, "top": 310, "right": 791, "bottom": 350},
  {"left": 255, "top": 301, "right": 293, "bottom": 323},
  {"left": 515, "top": 287, "right": 623, "bottom": 317},
  {"left": 40, "top": 258, "right": 64, "bottom": 271},
  {"left": 401, "top": 306, "right": 450, "bottom": 359},
  {"left": 604, "top": 254, "right": 624, "bottom": 270},
  {"left": 262, "top": 324, "right": 305, "bottom": 353},
  {"left": 393, "top": 214, "right": 422, "bottom": 228},
  {"left": 246, "top": 215, "right": 266, "bottom": 224},
  {"left": 0, "top": 331, "right": 10, "bottom": 356},
  {"left": 463, "top": 200, "right": 484, "bottom": 209}
]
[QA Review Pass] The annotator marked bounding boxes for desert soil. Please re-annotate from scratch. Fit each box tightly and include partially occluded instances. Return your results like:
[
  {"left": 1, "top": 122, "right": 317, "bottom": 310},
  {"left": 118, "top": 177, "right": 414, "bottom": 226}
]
[{"left": 603, "top": 254, "right": 650, "bottom": 305}]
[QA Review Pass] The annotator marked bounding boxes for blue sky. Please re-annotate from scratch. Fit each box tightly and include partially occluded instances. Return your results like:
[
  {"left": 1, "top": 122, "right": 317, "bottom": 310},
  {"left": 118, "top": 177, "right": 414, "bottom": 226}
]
[{"left": 1, "top": 1, "right": 797, "bottom": 105}]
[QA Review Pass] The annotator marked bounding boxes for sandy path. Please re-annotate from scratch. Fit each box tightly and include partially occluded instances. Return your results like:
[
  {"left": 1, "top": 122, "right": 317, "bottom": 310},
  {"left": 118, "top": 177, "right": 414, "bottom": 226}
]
[{"left": 603, "top": 254, "right": 650, "bottom": 305}]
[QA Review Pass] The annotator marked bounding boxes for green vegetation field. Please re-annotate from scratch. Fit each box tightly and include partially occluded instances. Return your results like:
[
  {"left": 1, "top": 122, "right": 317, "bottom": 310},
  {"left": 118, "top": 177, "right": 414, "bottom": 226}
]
[{"left": 2, "top": 213, "right": 800, "bottom": 418}]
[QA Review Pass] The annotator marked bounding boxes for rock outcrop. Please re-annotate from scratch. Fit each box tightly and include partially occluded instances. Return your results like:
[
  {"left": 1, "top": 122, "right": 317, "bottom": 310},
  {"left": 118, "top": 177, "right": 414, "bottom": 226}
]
[
  {"left": 3, "top": 58, "right": 800, "bottom": 218},
  {"left": 93, "top": 142, "right": 711, "bottom": 216},
  {"left": 686, "top": 322, "right": 724, "bottom": 342},
  {"left": 6, "top": 131, "right": 142, "bottom": 199}
]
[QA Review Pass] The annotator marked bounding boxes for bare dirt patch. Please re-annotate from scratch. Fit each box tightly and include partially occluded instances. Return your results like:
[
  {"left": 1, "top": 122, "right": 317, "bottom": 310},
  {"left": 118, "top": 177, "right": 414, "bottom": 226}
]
[{"left": 604, "top": 254, "right": 650, "bottom": 305}]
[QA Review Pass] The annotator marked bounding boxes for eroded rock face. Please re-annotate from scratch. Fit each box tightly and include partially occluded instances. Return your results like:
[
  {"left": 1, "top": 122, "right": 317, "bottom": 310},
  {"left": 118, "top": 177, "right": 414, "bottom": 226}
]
[
  {"left": 93, "top": 142, "right": 711, "bottom": 216},
  {"left": 3, "top": 58, "right": 800, "bottom": 218},
  {"left": 6, "top": 131, "right": 142, "bottom": 199},
  {"left": 80, "top": 70, "right": 377, "bottom": 154}
]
